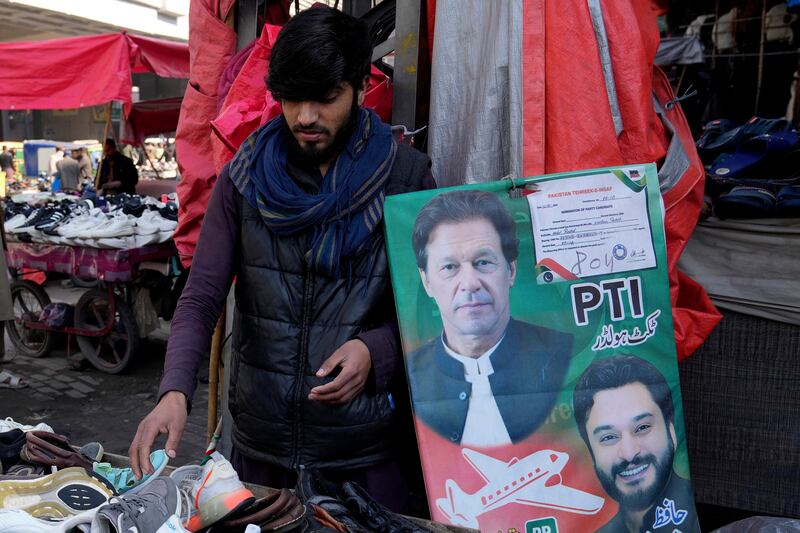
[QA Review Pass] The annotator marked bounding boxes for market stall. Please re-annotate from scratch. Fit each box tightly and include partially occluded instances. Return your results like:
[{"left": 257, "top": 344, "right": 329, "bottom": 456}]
[
  {"left": 4, "top": 240, "right": 177, "bottom": 373},
  {"left": 0, "top": 31, "right": 189, "bottom": 374}
]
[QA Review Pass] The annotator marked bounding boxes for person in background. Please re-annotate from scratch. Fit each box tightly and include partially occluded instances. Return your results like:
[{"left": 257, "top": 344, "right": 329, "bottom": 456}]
[
  {"left": 56, "top": 149, "right": 82, "bottom": 192},
  {"left": 0, "top": 147, "right": 15, "bottom": 182},
  {"left": 78, "top": 147, "right": 94, "bottom": 186},
  {"left": 98, "top": 138, "right": 138, "bottom": 195},
  {"left": 48, "top": 146, "right": 64, "bottom": 178}
]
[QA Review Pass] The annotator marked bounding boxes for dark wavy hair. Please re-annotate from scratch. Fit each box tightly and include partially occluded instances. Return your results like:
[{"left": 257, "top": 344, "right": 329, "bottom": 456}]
[
  {"left": 411, "top": 190, "right": 519, "bottom": 271},
  {"left": 267, "top": 7, "right": 372, "bottom": 102},
  {"left": 573, "top": 355, "right": 674, "bottom": 448}
]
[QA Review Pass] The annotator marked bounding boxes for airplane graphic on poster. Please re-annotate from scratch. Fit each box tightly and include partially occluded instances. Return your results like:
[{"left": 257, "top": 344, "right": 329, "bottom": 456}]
[{"left": 436, "top": 448, "right": 605, "bottom": 529}]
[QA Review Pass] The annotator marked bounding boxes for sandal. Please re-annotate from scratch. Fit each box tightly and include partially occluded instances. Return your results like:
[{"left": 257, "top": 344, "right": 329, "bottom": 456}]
[{"left": 0, "top": 370, "right": 28, "bottom": 389}]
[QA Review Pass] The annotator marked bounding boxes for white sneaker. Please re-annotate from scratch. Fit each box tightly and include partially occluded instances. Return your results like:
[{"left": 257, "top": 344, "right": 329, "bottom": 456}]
[
  {"left": 87, "top": 214, "right": 134, "bottom": 238},
  {"left": 0, "top": 416, "right": 54, "bottom": 433},
  {"left": 0, "top": 508, "right": 95, "bottom": 532},
  {"left": 156, "top": 230, "right": 174, "bottom": 244},
  {"left": 95, "top": 236, "right": 137, "bottom": 249},
  {"left": 58, "top": 212, "right": 105, "bottom": 238},
  {"left": 183, "top": 452, "right": 253, "bottom": 532},
  {"left": 3, "top": 214, "right": 27, "bottom": 232},
  {"left": 134, "top": 233, "right": 160, "bottom": 248},
  {"left": 133, "top": 213, "right": 159, "bottom": 236},
  {"left": 140, "top": 211, "right": 178, "bottom": 231}
]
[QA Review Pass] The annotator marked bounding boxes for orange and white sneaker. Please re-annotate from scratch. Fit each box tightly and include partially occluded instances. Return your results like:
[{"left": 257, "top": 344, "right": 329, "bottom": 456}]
[{"left": 182, "top": 452, "right": 254, "bottom": 532}]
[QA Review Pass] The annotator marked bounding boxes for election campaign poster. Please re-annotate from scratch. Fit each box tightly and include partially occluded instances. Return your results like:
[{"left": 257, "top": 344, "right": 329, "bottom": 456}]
[{"left": 383, "top": 164, "right": 699, "bottom": 533}]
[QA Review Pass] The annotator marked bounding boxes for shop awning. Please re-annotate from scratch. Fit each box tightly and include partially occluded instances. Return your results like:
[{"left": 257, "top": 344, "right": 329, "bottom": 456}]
[
  {"left": 120, "top": 97, "right": 183, "bottom": 145},
  {"left": 0, "top": 33, "right": 189, "bottom": 111}
]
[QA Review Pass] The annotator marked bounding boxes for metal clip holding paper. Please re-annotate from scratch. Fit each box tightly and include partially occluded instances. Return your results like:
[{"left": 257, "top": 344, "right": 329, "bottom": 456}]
[{"left": 503, "top": 174, "right": 539, "bottom": 199}]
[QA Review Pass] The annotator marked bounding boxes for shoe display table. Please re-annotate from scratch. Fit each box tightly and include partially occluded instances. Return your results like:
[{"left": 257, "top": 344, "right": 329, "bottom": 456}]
[
  {"left": 5, "top": 240, "right": 176, "bottom": 283},
  {"left": 4, "top": 240, "right": 179, "bottom": 374},
  {"left": 97, "top": 450, "right": 478, "bottom": 533}
]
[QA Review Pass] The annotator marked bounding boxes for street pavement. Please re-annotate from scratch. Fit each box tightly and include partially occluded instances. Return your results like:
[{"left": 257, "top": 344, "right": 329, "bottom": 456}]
[{"left": 0, "top": 329, "right": 210, "bottom": 467}]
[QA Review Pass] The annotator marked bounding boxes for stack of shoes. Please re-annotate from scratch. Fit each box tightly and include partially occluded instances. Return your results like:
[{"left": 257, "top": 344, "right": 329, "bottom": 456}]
[
  {"left": 696, "top": 116, "right": 800, "bottom": 219},
  {"left": 214, "top": 488, "right": 306, "bottom": 533},
  {"left": 92, "top": 476, "right": 191, "bottom": 533},
  {"left": 0, "top": 466, "right": 116, "bottom": 530},
  {"left": 296, "top": 469, "right": 433, "bottom": 533},
  {"left": 3, "top": 194, "right": 178, "bottom": 249}
]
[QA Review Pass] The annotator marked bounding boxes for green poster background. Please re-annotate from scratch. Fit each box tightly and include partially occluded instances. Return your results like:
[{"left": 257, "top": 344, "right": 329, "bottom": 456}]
[{"left": 384, "top": 163, "right": 691, "bottom": 481}]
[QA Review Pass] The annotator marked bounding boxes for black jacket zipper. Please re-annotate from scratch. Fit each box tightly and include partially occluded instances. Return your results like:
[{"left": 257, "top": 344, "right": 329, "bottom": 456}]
[{"left": 292, "top": 264, "right": 314, "bottom": 469}]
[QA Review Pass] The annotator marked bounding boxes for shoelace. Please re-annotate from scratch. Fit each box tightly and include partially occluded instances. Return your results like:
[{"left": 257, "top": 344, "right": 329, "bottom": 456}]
[
  {"left": 178, "top": 487, "right": 195, "bottom": 526},
  {"left": 105, "top": 493, "right": 153, "bottom": 519}
]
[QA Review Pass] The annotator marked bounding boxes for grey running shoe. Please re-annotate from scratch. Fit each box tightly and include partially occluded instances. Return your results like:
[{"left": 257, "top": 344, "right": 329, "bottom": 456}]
[{"left": 91, "top": 476, "right": 191, "bottom": 533}]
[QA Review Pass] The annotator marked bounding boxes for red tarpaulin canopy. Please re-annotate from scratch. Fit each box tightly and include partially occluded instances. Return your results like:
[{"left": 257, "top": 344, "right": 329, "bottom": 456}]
[
  {"left": 120, "top": 97, "right": 182, "bottom": 144},
  {"left": 0, "top": 33, "right": 189, "bottom": 110}
]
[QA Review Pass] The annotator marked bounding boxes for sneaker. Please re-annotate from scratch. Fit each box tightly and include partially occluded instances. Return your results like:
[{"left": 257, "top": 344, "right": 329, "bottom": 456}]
[
  {"left": 0, "top": 466, "right": 115, "bottom": 518},
  {"left": 122, "top": 197, "right": 146, "bottom": 217},
  {"left": 159, "top": 202, "right": 178, "bottom": 222},
  {"left": 0, "top": 418, "right": 54, "bottom": 434},
  {"left": 57, "top": 211, "right": 106, "bottom": 238},
  {"left": 88, "top": 214, "right": 134, "bottom": 238},
  {"left": 94, "top": 450, "right": 168, "bottom": 495},
  {"left": 34, "top": 206, "right": 71, "bottom": 232},
  {"left": 0, "top": 508, "right": 95, "bottom": 532},
  {"left": 0, "top": 430, "right": 26, "bottom": 472},
  {"left": 184, "top": 452, "right": 254, "bottom": 532},
  {"left": 79, "top": 442, "right": 104, "bottom": 463},
  {"left": 92, "top": 477, "right": 191, "bottom": 533},
  {"left": 2, "top": 464, "right": 46, "bottom": 477},
  {"left": 95, "top": 236, "right": 137, "bottom": 249},
  {"left": 169, "top": 464, "right": 202, "bottom": 494},
  {"left": 156, "top": 230, "right": 174, "bottom": 244},
  {"left": 140, "top": 210, "right": 177, "bottom": 232},
  {"left": 134, "top": 234, "right": 160, "bottom": 248},
  {"left": 7, "top": 208, "right": 49, "bottom": 234},
  {"left": 3, "top": 214, "right": 27, "bottom": 232}
]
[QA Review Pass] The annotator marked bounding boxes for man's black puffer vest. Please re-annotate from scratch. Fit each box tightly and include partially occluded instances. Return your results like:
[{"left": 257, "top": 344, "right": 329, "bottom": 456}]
[{"left": 230, "top": 143, "right": 431, "bottom": 470}]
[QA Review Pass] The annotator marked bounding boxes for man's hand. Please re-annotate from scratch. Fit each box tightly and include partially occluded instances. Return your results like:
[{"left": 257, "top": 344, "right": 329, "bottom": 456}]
[
  {"left": 308, "top": 339, "right": 372, "bottom": 404},
  {"left": 129, "top": 391, "right": 187, "bottom": 479}
]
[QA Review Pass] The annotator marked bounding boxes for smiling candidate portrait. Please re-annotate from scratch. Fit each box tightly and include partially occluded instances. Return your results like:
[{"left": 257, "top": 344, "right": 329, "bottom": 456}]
[
  {"left": 573, "top": 355, "right": 699, "bottom": 533},
  {"left": 406, "top": 190, "right": 572, "bottom": 448}
]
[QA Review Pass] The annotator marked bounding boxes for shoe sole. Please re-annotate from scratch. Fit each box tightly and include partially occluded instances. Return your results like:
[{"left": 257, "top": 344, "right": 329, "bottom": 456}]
[
  {"left": 0, "top": 508, "right": 96, "bottom": 532},
  {"left": 0, "top": 467, "right": 113, "bottom": 519},
  {"left": 186, "top": 488, "right": 254, "bottom": 532}
]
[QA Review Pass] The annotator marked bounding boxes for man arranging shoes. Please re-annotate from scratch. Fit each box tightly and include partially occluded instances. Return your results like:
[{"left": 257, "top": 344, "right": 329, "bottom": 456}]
[{"left": 130, "top": 6, "right": 434, "bottom": 513}]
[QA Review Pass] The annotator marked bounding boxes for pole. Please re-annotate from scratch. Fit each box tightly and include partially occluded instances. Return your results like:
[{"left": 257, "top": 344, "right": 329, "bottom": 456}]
[
  {"left": 207, "top": 312, "right": 225, "bottom": 440},
  {"left": 95, "top": 103, "right": 113, "bottom": 189},
  {"left": 139, "top": 142, "right": 161, "bottom": 180},
  {"left": 754, "top": 0, "right": 768, "bottom": 115}
]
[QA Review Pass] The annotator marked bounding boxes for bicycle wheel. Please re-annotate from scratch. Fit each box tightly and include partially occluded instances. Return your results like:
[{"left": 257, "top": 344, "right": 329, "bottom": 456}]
[
  {"left": 74, "top": 289, "right": 139, "bottom": 374},
  {"left": 6, "top": 280, "right": 54, "bottom": 358}
]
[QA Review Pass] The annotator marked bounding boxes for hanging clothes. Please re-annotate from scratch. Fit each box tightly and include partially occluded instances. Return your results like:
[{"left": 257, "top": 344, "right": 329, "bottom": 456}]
[
  {"left": 173, "top": 0, "right": 237, "bottom": 267},
  {"left": 426, "top": 0, "right": 720, "bottom": 359}
]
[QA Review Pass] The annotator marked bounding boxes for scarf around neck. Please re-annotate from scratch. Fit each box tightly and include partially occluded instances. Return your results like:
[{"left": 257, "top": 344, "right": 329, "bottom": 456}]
[{"left": 229, "top": 107, "right": 396, "bottom": 277}]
